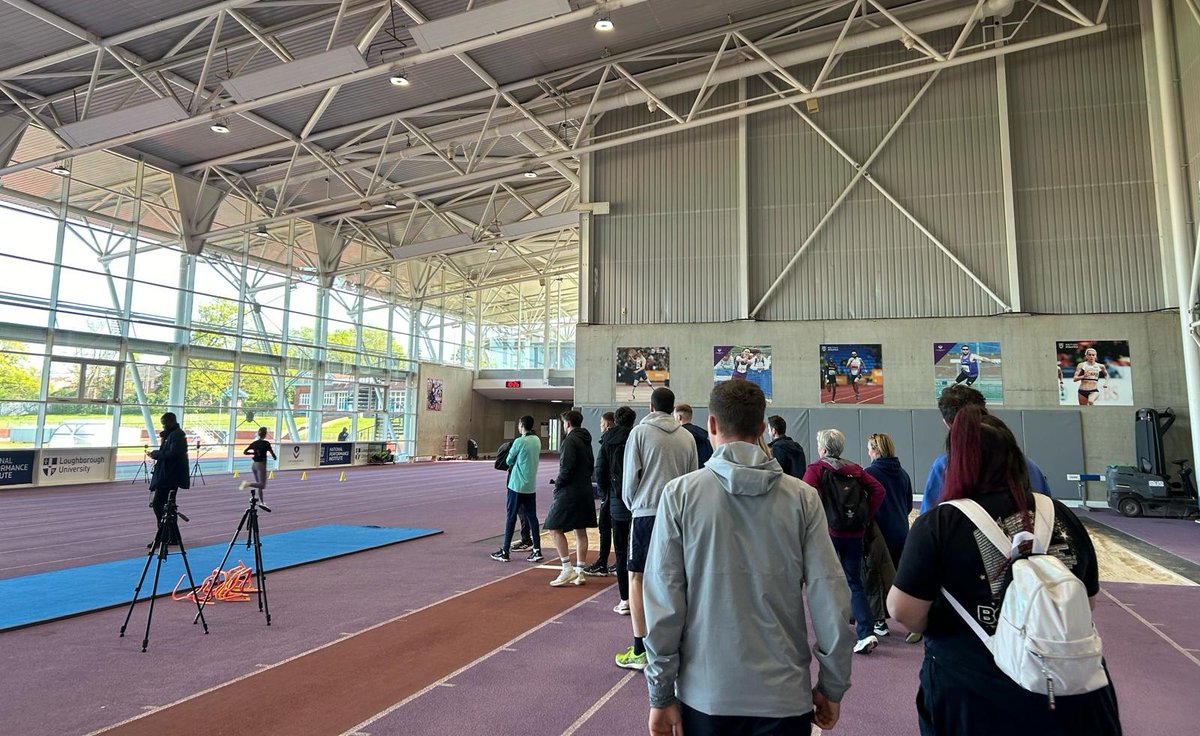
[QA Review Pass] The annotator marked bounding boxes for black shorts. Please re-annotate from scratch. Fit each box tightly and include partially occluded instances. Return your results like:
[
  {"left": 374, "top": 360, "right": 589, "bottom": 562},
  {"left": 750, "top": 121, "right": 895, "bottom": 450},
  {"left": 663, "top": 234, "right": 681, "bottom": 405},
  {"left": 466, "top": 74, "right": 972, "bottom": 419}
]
[
  {"left": 849, "top": 373, "right": 862, "bottom": 384},
  {"left": 1079, "top": 388, "right": 1099, "bottom": 397},
  {"left": 628, "top": 516, "right": 655, "bottom": 573},
  {"left": 955, "top": 371, "right": 977, "bottom": 385}
]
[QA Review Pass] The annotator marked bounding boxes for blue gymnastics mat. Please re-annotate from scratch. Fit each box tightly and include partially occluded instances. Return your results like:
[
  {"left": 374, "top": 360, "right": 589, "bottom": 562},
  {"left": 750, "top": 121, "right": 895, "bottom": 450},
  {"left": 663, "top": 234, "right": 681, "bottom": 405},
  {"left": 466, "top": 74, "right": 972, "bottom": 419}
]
[{"left": 0, "top": 524, "right": 441, "bottom": 631}]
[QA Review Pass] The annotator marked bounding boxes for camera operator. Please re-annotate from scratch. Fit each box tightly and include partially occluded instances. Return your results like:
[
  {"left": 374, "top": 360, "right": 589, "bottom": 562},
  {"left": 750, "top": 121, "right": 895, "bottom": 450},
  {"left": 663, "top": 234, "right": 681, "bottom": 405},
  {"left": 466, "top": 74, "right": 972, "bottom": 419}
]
[{"left": 148, "top": 412, "right": 189, "bottom": 545}]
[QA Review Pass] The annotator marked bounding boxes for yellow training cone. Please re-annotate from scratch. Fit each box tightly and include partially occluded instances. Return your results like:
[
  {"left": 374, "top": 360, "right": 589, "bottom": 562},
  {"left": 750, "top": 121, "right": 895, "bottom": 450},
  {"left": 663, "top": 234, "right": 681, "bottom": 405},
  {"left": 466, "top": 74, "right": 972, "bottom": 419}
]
[
  {"left": 268, "top": 470, "right": 275, "bottom": 480},
  {"left": 338, "top": 471, "right": 346, "bottom": 482},
  {"left": 232, "top": 470, "right": 239, "bottom": 478},
  {"left": 301, "top": 471, "right": 307, "bottom": 481}
]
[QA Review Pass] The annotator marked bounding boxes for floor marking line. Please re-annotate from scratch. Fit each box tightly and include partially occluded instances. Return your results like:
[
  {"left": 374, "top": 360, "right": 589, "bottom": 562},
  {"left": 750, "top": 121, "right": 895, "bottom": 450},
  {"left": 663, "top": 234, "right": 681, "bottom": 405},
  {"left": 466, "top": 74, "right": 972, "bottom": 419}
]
[
  {"left": 559, "top": 671, "right": 638, "bottom": 736},
  {"left": 1101, "top": 588, "right": 1200, "bottom": 668},
  {"left": 85, "top": 564, "right": 543, "bottom": 736},
  {"left": 339, "top": 586, "right": 613, "bottom": 736}
]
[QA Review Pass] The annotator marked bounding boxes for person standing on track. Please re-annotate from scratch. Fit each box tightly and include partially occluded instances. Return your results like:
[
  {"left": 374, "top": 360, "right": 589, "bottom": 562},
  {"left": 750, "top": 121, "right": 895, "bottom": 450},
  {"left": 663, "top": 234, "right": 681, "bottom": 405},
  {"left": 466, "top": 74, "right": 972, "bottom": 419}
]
[
  {"left": 148, "top": 412, "right": 189, "bottom": 546},
  {"left": 846, "top": 351, "right": 865, "bottom": 401},
  {"left": 544, "top": 410, "right": 596, "bottom": 586},
  {"left": 240, "top": 426, "right": 276, "bottom": 502},
  {"left": 490, "top": 415, "right": 545, "bottom": 564}
]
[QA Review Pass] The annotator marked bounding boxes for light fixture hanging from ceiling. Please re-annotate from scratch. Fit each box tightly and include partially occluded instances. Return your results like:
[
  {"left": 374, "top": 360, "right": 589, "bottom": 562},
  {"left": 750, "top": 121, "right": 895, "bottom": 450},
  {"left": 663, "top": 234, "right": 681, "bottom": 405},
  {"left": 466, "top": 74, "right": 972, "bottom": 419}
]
[
  {"left": 390, "top": 72, "right": 410, "bottom": 86},
  {"left": 253, "top": 224, "right": 268, "bottom": 238},
  {"left": 487, "top": 244, "right": 498, "bottom": 254},
  {"left": 382, "top": 200, "right": 398, "bottom": 209},
  {"left": 210, "top": 120, "right": 230, "bottom": 134},
  {"left": 50, "top": 163, "right": 71, "bottom": 176},
  {"left": 523, "top": 170, "right": 538, "bottom": 178},
  {"left": 595, "top": 16, "right": 614, "bottom": 31}
]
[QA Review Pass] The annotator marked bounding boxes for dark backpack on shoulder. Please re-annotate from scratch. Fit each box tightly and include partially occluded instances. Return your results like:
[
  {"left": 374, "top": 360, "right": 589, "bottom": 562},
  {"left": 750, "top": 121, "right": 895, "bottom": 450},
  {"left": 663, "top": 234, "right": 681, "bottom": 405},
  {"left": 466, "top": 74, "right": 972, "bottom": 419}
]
[
  {"left": 494, "top": 441, "right": 512, "bottom": 471},
  {"left": 820, "top": 470, "right": 870, "bottom": 532}
]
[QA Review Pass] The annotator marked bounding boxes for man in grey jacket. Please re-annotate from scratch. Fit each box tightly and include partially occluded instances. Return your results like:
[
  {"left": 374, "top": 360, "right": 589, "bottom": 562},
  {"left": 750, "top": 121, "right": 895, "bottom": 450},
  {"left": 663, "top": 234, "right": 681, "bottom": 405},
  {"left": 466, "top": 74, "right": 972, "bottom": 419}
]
[
  {"left": 644, "top": 380, "right": 854, "bottom": 735},
  {"left": 617, "top": 387, "right": 698, "bottom": 671}
]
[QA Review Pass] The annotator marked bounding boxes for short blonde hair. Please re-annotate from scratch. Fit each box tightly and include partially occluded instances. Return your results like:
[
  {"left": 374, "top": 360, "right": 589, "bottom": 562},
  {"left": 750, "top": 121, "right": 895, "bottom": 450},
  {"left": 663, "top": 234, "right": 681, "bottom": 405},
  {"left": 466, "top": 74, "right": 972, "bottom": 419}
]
[
  {"left": 816, "top": 428, "right": 844, "bottom": 458},
  {"left": 868, "top": 432, "right": 896, "bottom": 458},
  {"left": 675, "top": 403, "right": 693, "bottom": 420}
]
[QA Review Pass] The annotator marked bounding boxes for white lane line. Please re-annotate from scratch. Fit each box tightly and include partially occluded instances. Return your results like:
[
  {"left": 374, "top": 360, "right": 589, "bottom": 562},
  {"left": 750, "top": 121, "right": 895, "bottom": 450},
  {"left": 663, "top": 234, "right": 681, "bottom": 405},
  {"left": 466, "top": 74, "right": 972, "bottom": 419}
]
[
  {"left": 338, "top": 587, "right": 612, "bottom": 736},
  {"left": 85, "top": 565, "right": 542, "bottom": 736},
  {"left": 559, "top": 671, "right": 638, "bottom": 736},
  {"left": 1101, "top": 588, "right": 1200, "bottom": 668}
]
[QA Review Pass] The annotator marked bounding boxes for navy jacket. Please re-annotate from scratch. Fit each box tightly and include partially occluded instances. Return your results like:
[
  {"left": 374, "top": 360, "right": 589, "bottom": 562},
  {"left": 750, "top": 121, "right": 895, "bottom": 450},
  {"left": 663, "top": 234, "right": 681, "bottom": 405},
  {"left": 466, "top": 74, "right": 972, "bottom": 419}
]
[
  {"left": 682, "top": 422, "right": 713, "bottom": 466},
  {"left": 150, "top": 424, "right": 190, "bottom": 491},
  {"left": 768, "top": 435, "right": 807, "bottom": 479},
  {"left": 598, "top": 424, "right": 633, "bottom": 521},
  {"left": 864, "top": 456, "right": 913, "bottom": 551}
]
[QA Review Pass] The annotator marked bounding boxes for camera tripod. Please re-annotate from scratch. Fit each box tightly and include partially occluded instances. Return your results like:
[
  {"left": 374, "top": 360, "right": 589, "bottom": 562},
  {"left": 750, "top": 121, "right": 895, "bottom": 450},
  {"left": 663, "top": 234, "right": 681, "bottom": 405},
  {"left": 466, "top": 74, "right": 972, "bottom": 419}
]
[
  {"left": 131, "top": 445, "right": 151, "bottom": 485},
  {"left": 195, "top": 489, "right": 272, "bottom": 625},
  {"left": 120, "top": 491, "right": 209, "bottom": 651},
  {"left": 190, "top": 441, "right": 206, "bottom": 486}
]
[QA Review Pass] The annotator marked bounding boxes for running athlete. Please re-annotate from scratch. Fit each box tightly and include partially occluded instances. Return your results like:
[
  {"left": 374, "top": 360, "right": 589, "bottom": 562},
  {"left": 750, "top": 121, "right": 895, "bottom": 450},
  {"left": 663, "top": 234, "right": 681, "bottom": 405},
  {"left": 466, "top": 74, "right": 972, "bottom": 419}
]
[
  {"left": 954, "top": 344, "right": 1000, "bottom": 386},
  {"left": 1072, "top": 348, "right": 1110, "bottom": 405},
  {"left": 845, "top": 351, "right": 864, "bottom": 400},
  {"left": 732, "top": 349, "right": 753, "bottom": 380},
  {"left": 823, "top": 359, "right": 839, "bottom": 403},
  {"left": 631, "top": 350, "right": 651, "bottom": 399}
]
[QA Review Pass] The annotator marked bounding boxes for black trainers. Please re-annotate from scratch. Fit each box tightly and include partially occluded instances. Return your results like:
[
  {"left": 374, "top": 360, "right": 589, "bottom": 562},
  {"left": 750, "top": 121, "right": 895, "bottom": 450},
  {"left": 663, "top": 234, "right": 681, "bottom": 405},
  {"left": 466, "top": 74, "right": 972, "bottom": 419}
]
[
  {"left": 608, "top": 564, "right": 618, "bottom": 574},
  {"left": 489, "top": 550, "right": 509, "bottom": 562},
  {"left": 581, "top": 562, "right": 609, "bottom": 576},
  {"left": 526, "top": 549, "right": 545, "bottom": 563},
  {"left": 511, "top": 540, "right": 533, "bottom": 551}
]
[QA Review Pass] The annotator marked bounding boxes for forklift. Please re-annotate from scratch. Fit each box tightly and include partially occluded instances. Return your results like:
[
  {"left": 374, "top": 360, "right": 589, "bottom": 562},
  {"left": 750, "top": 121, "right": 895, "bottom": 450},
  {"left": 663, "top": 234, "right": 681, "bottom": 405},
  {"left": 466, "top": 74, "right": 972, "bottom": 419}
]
[{"left": 1107, "top": 408, "right": 1198, "bottom": 517}]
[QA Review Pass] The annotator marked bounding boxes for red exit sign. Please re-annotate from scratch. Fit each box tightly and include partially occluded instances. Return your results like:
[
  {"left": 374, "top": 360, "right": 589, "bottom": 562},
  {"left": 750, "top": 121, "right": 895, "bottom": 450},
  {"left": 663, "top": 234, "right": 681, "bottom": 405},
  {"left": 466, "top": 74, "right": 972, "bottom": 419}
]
[{"left": 505, "top": 380, "right": 522, "bottom": 388}]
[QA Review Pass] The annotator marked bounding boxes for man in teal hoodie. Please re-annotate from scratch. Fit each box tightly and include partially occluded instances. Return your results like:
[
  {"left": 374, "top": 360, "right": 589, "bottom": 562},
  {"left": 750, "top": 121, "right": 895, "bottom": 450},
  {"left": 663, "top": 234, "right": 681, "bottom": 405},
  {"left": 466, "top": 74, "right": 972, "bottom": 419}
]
[
  {"left": 644, "top": 381, "right": 853, "bottom": 734},
  {"left": 489, "top": 415, "right": 544, "bottom": 563}
]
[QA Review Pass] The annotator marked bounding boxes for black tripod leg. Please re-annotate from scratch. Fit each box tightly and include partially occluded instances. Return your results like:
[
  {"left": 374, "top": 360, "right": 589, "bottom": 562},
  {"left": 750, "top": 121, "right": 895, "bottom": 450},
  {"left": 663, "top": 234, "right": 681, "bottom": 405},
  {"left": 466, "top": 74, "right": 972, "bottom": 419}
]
[
  {"left": 249, "top": 512, "right": 271, "bottom": 625},
  {"left": 120, "top": 526, "right": 161, "bottom": 638},
  {"left": 174, "top": 536, "right": 209, "bottom": 634},
  {"left": 194, "top": 509, "right": 250, "bottom": 622},
  {"left": 140, "top": 545, "right": 167, "bottom": 652}
]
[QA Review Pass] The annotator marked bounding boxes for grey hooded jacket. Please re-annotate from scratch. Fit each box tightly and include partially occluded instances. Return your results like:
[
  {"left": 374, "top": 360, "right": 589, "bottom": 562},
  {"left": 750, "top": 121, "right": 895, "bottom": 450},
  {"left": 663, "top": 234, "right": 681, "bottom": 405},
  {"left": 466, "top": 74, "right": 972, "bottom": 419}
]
[
  {"left": 622, "top": 411, "right": 698, "bottom": 518},
  {"left": 643, "top": 441, "right": 854, "bottom": 716}
]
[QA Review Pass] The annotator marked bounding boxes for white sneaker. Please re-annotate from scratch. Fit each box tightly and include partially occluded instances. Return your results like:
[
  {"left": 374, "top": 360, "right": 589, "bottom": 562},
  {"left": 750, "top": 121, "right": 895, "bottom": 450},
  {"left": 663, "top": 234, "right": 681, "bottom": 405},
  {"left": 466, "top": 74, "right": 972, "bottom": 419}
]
[
  {"left": 854, "top": 635, "right": 879, "bottom": 654},
  {"left": 571, "top": 567, "right": 587, "bottom": 585},
  {"left": 613, "top": 600, "right": 630, "bottom": 615},
  {"left": 550, "top": 566, "right": 578, "bottom": 587}
]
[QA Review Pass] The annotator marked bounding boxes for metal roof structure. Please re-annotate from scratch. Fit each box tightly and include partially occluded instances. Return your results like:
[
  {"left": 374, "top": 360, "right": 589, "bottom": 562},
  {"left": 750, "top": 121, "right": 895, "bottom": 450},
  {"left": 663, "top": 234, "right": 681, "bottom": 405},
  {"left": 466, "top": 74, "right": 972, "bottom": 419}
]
[{"left": 0, "top": 0, "right": 1111, "bottom": 322}]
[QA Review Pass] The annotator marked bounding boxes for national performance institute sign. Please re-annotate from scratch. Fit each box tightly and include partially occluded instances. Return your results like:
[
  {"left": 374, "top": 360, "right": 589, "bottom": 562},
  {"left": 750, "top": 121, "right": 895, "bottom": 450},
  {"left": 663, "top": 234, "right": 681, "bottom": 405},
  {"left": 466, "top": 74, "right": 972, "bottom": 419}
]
[{"left": 0, "top": 450, "right": 35, "bottom": 486}]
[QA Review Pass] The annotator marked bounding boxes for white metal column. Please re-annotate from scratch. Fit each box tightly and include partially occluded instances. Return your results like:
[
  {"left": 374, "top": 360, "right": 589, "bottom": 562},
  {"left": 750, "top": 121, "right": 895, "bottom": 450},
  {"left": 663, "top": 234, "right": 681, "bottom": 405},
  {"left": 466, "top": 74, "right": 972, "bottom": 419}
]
[{"left": 1152, "top": 0, "right": 1200, "bottom": 470}]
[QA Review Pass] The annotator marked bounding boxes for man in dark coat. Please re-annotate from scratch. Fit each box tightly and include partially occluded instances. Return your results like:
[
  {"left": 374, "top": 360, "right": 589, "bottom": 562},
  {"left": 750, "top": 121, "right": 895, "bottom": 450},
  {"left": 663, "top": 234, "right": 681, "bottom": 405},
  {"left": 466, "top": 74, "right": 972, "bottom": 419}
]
[
  {"left": 148, "top": 412, "right": 189, "bottom": 545},
  {"left": 674, "top": 403, "right": 713, "bottom": 466},
  {"left": 767, "top": 415, "right": 807, "bottom": 478},
  {"left": 544, "top": 409, "right": 596, "bottom": 587}
]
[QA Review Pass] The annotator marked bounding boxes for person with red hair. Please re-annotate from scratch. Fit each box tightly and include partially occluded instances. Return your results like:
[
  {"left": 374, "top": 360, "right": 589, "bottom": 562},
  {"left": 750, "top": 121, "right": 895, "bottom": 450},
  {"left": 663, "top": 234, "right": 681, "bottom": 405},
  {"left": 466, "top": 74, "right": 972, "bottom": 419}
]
[{"left": 888, "top": 407, "right": 1121, "bottom": 735}]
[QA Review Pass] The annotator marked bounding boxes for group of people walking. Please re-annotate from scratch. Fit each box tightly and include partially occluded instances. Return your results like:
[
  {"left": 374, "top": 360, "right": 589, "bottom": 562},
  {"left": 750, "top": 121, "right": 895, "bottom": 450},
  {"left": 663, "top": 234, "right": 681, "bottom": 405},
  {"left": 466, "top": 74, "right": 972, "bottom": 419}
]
[{"left": 486, "top": 382, "right": 1122, "bottom": 735}]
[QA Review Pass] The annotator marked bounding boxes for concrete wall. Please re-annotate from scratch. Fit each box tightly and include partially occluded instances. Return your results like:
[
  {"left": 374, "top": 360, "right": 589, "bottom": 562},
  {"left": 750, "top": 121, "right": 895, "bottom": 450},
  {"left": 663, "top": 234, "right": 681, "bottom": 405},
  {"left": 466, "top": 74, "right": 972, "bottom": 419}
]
[
  {"left": 575, "top": 312, "right": 1192, "bottom": 481},
  {"left": 415, "top": 362, "right": 563, "bottom": 457}
]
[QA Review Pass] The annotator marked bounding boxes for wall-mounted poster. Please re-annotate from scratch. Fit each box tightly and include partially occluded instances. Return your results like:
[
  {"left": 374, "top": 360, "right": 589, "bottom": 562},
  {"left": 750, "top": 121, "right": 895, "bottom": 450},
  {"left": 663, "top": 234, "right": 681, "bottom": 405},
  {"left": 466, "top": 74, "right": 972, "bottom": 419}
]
[
  {"left": 934, "top": 341, "right": 1003, "bottom": 405},
  {"left": 426, "top": 378, "right": 443, "bottom": 411},
  {"left": 1056, "top": 340, "right": 1132, "bottom": 406},
  {"left": 819, "top": 344, "right": 884, "bottom": 404},
  {"left": 616, "top": 347, "right": 670, "bottom": 403},
  {"left": 713, "top": 345, "right": 773, "bottom": 402}
]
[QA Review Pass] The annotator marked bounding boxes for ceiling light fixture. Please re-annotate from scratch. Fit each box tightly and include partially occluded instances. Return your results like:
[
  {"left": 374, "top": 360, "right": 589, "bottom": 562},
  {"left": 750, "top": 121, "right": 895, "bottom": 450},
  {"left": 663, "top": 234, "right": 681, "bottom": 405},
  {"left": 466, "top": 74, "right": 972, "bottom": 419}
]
[
  {"left": 253, "top": 225, "right": 268, "bottom": 238},
  {"left": 390, "top": 73, "right": 410, "bottom": 87},
  {"left": 210, "top": 120, "right": 230, "bottom": 134},
  {"left": 382, "top": 200, "right": 398, "bottom": 209},
  {"left": 487, "top": 244, "right": 498, "bottom": 254},
  {"left": 595, "top": 16, "right": 614, "bottom": 31},
  {"left": 50, "top": 163, "right": 70, "bottom": 176},
  {"left": 523, "top": 170, "right": 538, "bottom": 178}
]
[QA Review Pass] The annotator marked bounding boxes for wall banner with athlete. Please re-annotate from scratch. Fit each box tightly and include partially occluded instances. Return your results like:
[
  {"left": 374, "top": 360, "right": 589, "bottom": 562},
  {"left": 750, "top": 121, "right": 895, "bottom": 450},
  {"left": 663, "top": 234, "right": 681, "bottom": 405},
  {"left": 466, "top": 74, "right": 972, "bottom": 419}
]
[
  {"left": 713, "top": 345, "right": 773, "bottom": 402},
  {"left": 1056, "top": 340, "right": 1132, "bottom": 406},
  {"left": 933, "top": 341, "right": 1003, "bottom": 405},
  {"left": 616, "top": 347, "right": 670, "bottom": 403},
  {"left": 819, "top": 344, "right": 884, "bottom": 405}
]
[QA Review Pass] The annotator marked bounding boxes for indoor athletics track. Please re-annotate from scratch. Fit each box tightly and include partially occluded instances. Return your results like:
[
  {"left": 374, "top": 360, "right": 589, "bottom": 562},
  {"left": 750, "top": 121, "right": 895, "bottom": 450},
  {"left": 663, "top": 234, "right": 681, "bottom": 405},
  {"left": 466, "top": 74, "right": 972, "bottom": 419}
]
[{"left": 1, "top": 460, "right": 1198, "bottom": 735}]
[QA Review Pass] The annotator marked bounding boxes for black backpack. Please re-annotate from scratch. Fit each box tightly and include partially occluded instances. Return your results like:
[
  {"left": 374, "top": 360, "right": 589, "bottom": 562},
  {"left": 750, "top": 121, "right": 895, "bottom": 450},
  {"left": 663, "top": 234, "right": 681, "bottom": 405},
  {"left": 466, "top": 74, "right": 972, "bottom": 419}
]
[
  {"left": 494, "top": 441, "right": 512, "bottom": 471},
  {"left": 820, "top": 470, "right": 870, "bottom": 532}
]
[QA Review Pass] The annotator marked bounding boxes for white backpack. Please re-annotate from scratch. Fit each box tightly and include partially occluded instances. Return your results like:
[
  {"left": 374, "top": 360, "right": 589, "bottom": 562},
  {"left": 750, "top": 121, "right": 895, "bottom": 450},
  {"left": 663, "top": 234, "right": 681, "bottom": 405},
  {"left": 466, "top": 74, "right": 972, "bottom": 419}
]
[{"left": 941, "top": 494, "right": 1108, "bottom": 709}]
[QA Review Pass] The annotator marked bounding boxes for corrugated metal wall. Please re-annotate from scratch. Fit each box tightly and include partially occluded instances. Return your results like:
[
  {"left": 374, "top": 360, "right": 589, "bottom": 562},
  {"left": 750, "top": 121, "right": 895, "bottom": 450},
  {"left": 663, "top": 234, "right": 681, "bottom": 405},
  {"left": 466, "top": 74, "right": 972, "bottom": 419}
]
[
  {"left": 589, "top": 0, "right": 1165, "bottom": 323},
  {"left": 591, "top": 86, "right": 740, "bottom": 324},
  {"left": 749, "top": 53, "right": 1007, "bottom": 320},
  {"left": 1008, "top": 0, "right": 1163, "bottom": 313},
  {"left": 1175, "top": 0, "right": 1200, "bottom": 229}
]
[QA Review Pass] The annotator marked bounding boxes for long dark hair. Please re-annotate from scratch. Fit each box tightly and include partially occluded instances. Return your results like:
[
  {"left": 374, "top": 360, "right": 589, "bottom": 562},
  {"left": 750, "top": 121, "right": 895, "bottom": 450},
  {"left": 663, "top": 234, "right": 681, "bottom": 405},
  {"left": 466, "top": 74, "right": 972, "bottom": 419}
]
[{"left": 942, "top": 405, "right": 1032, "bottom": 530}]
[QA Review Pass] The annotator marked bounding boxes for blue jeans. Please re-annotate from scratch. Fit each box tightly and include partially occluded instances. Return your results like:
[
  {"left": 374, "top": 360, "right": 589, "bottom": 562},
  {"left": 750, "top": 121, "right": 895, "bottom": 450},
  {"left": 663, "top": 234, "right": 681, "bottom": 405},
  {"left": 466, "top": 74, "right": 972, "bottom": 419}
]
[
  {"left": 502, "top": 490, "right": 539, "bottom": 554},
  {"left": 831, "top": 535, "right": 872, "bottom": 640}
]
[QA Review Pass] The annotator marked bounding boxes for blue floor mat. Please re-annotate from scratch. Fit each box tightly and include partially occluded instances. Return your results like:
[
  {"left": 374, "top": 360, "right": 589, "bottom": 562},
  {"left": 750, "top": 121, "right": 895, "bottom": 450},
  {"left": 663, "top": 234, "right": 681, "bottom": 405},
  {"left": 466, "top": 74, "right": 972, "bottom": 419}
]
[{"left": 0, "top": 525, "right": 441, "bottom": 631}]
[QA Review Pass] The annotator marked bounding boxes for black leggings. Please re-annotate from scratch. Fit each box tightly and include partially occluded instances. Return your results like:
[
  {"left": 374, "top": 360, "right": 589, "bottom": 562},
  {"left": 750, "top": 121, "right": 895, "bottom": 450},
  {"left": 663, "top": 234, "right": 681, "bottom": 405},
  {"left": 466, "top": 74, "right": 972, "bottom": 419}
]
[{"left": 612, "top": 518, "right": 631, "bottom": 601}]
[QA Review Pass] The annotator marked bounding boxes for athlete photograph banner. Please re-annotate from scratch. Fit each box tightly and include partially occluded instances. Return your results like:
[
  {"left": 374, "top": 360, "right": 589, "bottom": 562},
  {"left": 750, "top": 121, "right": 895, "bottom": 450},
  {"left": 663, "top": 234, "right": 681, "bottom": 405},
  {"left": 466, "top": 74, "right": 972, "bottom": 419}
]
[
  {"left": 1056, "top": 340, "right": 1132, "bottom": 406},
  {"left": 933, "top": 341, "right": 1003, "bottom": 405},
  {"left": 426, "top": 378, "right": 443, "bottom": 411},
  {"left": 616, "top": 347, "right": 669, "bottom": 403},
  {"left": 713, "top": 345, "right": 773, "bottom": 402},
  {"left": 819, "top": 344, "right": 884, "bottom": 405}
]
